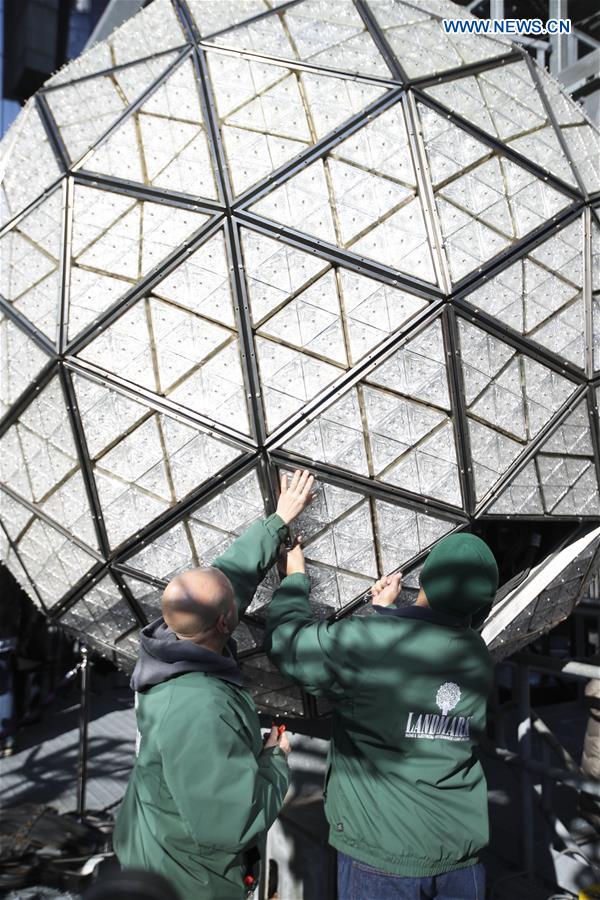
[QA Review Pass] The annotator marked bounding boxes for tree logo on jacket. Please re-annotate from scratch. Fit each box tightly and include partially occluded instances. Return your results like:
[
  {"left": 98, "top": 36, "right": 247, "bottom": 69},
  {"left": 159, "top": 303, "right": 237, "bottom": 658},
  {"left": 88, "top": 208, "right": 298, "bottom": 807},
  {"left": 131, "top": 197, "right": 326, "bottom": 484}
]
[
  {"left": 436, "top": 682, "right": 461, "bottom": 716},
  {"left": 405, "top": 682, "right": 471, "bottom": 742}
]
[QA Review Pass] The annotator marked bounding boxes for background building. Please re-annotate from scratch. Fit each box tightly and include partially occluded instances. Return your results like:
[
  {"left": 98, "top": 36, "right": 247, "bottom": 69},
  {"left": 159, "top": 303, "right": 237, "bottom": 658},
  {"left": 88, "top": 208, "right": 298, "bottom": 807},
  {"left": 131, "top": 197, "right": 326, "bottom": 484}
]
[{"left": 1, "top": 0, "right": 110, "bottom": 137}]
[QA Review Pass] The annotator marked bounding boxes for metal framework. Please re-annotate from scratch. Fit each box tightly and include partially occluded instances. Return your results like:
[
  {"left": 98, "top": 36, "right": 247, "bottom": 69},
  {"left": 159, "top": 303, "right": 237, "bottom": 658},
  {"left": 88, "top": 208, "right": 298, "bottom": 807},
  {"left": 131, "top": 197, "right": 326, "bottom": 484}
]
[{"left": 1, "top": 0, "right": 600, "bottom": 714}]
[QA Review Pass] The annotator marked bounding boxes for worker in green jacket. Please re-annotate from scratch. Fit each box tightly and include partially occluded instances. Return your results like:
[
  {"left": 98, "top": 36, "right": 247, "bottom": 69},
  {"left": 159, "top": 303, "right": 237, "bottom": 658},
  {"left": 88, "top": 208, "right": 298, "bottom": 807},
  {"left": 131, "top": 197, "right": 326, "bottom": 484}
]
[
  {"left": 266, "top": 530, "right": 498, "bottom": 900},
  {"left": 113, "top": 470, "right": 315, "bottom": 900}
]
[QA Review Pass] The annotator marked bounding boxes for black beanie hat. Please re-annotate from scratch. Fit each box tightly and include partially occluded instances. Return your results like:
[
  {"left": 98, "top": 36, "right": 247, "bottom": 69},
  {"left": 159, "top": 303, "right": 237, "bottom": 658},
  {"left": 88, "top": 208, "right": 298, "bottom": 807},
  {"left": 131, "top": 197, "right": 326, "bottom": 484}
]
[{"left": 421, "top": 533, "right": 499, "bottom": 619}]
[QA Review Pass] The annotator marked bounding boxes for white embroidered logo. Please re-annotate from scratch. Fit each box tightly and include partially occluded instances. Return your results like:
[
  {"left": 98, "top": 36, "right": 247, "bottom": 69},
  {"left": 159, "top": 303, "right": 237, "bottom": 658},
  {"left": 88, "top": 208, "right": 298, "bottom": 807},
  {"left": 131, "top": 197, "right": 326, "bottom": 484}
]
[
  {"left": 405, "top": 682, "right": 472, "bottom": 742},
  {"left": 436, "top": 682, "right": 461, "bottom": 715}
]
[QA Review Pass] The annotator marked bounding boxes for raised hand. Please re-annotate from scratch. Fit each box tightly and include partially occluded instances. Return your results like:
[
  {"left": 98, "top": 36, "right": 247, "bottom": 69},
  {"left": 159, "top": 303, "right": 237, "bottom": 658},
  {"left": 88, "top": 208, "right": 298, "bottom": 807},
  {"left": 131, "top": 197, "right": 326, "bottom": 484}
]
[
  {"left": 275, "top": 469, "right": 315, "bottom": 525},
  {"left": 370, "top": 572, "right": 402, "bottom": 607}
]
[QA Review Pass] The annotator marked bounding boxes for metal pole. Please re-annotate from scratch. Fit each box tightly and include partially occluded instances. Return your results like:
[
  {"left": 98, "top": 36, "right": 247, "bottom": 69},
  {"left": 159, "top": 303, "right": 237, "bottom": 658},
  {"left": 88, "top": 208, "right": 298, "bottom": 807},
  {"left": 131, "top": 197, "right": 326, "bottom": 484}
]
[
  {"left": 516, "top": 664, "right": 535, "bottom": 877},
  {"left": 540, "top": 742, "right": 553, "bottom": 852},
  {"left": 76, "top": 644, "right": 91, "bottom": 821}
]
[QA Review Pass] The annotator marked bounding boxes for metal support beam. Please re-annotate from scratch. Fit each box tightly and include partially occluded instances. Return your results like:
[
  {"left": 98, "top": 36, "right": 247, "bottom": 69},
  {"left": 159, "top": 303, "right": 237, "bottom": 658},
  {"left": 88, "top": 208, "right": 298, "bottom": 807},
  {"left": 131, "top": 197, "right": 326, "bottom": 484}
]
[
  {"left": 525, "top": 52, "right": 589, "bottom": 198},
  {"left": 444, "top": 307, "right": 476, "bottom": 515},
  {"left": 269, "top": 448, "right": 468, "bottom": 523},
  {"left": 354, "top": 0, "right": 407, "bottom": 82},
  {"left": 515, "top": 664, "right": 535, "bottom": 877},
  {"left": 511, "top": 652, "right": 600, "bottom": 681},
  {"left": 75, "top": 644, "right": 91, "bottom": 820},
  {"left": 59, "top": 364, "right": 112, "bottom": 560},
  {"left": 549, "top": 0, "right": 577, "bottom": 75},
  {"left": 485, "top": 742, "right": 600, "bottom": 798}
]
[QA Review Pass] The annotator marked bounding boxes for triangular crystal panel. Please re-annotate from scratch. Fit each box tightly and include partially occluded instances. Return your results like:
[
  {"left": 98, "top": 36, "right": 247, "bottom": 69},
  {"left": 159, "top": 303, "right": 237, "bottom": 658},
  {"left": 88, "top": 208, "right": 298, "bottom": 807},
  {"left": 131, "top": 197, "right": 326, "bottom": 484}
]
[
  {"left": 249, "top": 100, "right": 438, "bottom": 283},
  {"left": 208, "top": 50, "right": 386, "bottom": 196},
  {"left": 14, "top": 511, "right": 98, "bottom": 609},
  {"left": 460, "top": 319, "right": 579, "bottom": 499},
  {"left": 466, "top": 216, "right": 584, "bottom": 367},
  {"left": 125, "top": 468, "right": 265, "bottom": 581},
  {"left": 368, "top": 1, "right": 509, "bottom": 79},
  {"left": 242, "top": 228, "right": 429, "bottom": 363},
  {"left": 374, "top": 497, "right": 456, "bottom": 573},
  {"left": 0, "top": 316, "right": 50, "bottom": 419},
  {"left": 367, "top": 319, "right": 451, "bottom": 409},
  {"left": 47, "top": 0, "right": 186, "bottom": 84},
  {"left": 78, "top": 233, "right": 250, "bottom": 435},
  {"left": 0, "top": 101, "right": 62, "bottom": 227},
  {"left": 59, "top": 575, "right": 138, "bottom": 646},
  {"left": 424, "top": 60, "right": 579, "bottom": 186},
  {"left": 207, "top": 0, "right": 392, "bottom": 77},
  {"left": 81, "top": 382, "right": 245, "bottom": 548},
  {"left": 256, "top": 335, "right": 343, "bottom": 432},
  {"left": 0, "top": 376, "right": 78, "bottom": 504},
  {"left": 284, "top": 388, "right": 369, "bottom": 474},
  {"left": 46, "top": 51, "right": 180, "bottom": 165},
  {"left": 67, "top": 185, "right": 210, "bottom": 339},
  {"left": 418, "top": 103, "right": 572, "bottom": 282},
  {"left": 85, "top": 58, "right": 218, "bottom": 199},
  {"left": 0, "top": 189, "right": 63, "bottom": 342},
  {"left": 259, "top": 270, "right": 347, "bottom": 365},
  {"left": 489, "top": 400, "right": 599, "bottom": 516}
]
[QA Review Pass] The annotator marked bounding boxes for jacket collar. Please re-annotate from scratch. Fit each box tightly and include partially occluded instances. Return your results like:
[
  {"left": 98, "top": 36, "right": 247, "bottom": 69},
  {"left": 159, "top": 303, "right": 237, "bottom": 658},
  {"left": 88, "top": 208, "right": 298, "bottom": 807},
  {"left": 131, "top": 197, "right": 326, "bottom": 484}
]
[{"left": 372, "top": 603, "right": 471, "bottom": 629}]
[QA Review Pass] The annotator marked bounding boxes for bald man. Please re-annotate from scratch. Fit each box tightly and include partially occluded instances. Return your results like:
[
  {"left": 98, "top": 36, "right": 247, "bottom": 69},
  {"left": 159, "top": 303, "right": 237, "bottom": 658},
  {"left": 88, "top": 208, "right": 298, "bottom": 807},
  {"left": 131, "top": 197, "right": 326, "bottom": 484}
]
[{"left": 113, "top": 471, "right": 315, "bottom": 900}]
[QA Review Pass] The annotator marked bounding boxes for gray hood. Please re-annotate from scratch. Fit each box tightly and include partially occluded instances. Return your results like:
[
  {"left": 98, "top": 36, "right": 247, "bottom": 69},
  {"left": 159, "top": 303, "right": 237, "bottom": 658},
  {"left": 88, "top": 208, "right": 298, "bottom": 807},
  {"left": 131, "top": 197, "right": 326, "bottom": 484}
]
[{"left": 131, "top": 617, "right": 244, "bottom": 692}]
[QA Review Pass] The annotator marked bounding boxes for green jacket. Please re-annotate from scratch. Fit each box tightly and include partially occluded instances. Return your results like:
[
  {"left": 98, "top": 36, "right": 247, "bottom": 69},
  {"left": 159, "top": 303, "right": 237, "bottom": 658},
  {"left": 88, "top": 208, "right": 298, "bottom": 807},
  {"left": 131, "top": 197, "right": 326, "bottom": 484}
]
[
  {"left": 113, "top": 514, "right": 290, "bottom": 900},
  {"left": 266, "top": 575, "right": 494, "bottom": 878}
]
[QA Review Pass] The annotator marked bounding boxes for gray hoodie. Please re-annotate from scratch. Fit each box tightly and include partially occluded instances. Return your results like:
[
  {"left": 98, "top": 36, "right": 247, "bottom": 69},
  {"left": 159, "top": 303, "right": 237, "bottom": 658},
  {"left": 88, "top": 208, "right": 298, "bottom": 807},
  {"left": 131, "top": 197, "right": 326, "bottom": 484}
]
[{"left": 131, "top": 617, "right": 244, "bottom": 692}]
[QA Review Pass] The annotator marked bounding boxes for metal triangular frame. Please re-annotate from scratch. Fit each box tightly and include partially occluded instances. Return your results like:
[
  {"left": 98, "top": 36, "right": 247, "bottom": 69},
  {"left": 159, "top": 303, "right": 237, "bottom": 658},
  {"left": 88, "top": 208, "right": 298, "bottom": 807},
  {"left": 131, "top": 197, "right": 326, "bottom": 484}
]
[{"left": 1, "top": 0, "right": 599, "bottom": 716}]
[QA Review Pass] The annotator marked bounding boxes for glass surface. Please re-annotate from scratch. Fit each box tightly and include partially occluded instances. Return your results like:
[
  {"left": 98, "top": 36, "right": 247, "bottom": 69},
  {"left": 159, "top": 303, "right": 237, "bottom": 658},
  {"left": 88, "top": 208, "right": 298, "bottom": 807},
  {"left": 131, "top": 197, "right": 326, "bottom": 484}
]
[
  {"left": 284, "top": 387, "right": 370, "bottom": 475},
  {"left": 374, "top": 498, "right": 454, "bottom": 574},
  {"left": 0, "top": 317, "right": 49, "bottom": 414},
  {"left": 369, "top": 2, "right": 507, "bottom": 78},
  {"left": 367, "top": 319, "right": 450, "bottom": 409},
  {"left": 467, "top": 216, "right": 584, "bottom": 366},
  {"left": 0, "top": 102, "right": 62, "bottom": 227},
  {"left": 125, "top": 468, "right": 265, "bottom": 581},
  {"left": 60, "top": 576, "right": 138, "bottom": 644},
  {"left": 256, "top": 335, "right": 342, "bottom": 431},
  {"left": 86, "top": 58, "right": 218, "bottom": 199},
  {"left": 0, "top": 377, "right": 78, "bottom": 504},
  {"left": 207, "top": 0, "right": 390, "bottom": 76},
  {"left": 68, "top": 185, "right": 209, "bottom": 339},
  {"left": 0, "top": 189, "right": 63, "bottom": 340},
  {"left": 47, "top": 54, "right": 176, "bottom": 164},
  {"left": 92, "top": 406, "right": 243, "bottom": 548},
  {"left": 460, "top": 320, "right": 577, "bottom": 454},
  {"left": 248, "top": 96, "right": 437, "bottom": 282},
  {"left": 1, "top": 0, "right": 599, "bottom": 704},
  {"left": 16, "top": 515, "right": 97, "bottom": 609}
]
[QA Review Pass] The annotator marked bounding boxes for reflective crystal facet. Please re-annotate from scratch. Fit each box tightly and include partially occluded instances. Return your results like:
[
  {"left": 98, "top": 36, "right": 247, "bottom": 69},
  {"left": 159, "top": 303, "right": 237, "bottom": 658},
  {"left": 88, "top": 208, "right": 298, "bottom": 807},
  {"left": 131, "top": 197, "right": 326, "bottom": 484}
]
[{"left": 1, "top": 0, "right": 599, "bottom": 712}]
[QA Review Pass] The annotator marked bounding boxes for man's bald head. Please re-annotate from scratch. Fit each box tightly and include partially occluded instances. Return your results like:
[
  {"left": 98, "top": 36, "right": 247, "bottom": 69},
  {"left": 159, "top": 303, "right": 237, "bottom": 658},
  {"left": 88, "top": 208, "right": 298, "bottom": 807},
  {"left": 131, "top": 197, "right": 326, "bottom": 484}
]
[{"left": 162, "top": 567, "right": 236, "bottom": 642}]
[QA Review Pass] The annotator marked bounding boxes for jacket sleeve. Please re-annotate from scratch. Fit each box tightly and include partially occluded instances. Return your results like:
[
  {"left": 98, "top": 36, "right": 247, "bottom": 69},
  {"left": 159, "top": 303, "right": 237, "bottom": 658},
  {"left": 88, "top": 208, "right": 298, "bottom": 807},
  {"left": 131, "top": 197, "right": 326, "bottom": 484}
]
[
  {"left": 160, "top": 705, "right": 290, "bottom": 853},
  {"left": 265, "top": 572, "right": 366, "bottom": 700},
  {"left": 212, "top": 514, "right": 289, "bottom": 615}
]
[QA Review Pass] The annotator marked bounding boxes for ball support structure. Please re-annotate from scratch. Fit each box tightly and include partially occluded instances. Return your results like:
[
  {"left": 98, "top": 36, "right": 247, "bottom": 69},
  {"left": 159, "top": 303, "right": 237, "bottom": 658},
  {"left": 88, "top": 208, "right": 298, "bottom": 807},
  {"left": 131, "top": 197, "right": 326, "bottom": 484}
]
[{"left": 0, "top": 0, "right": 599, "bottom": 717}]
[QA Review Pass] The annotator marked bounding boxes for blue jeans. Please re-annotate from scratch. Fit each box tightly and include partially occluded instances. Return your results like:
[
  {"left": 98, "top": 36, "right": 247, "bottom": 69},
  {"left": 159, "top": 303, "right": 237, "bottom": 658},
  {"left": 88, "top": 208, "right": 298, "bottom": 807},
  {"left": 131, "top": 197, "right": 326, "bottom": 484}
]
[{"left": 337, "top": 852, "right": 485, "bottom": 899}]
